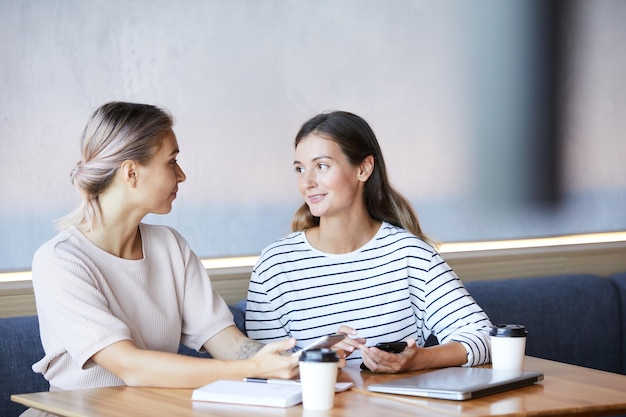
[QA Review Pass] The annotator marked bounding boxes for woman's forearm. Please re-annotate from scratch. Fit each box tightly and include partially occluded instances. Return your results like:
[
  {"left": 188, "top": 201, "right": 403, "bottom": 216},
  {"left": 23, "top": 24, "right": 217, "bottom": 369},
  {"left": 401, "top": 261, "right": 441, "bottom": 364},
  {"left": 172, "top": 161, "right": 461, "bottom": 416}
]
[
  {"left": 91, "top": 330, "right": 299, "bottom": 388},
  {"left": 408, "top": 341, "right": 469, "bottom": 371},
  {"left": 92, "top": 340, "right": 254, "bottom": 388}
]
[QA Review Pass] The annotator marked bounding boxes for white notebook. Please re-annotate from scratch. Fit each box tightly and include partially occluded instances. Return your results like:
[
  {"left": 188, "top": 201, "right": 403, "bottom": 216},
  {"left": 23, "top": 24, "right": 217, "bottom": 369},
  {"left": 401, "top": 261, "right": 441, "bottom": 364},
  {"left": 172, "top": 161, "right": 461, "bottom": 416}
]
[
  {"left": 192, "top": 380, "right": 302, "bottom": 407},
  {"left": 368, "top": 367, "right": 543, "bottom": 401}
]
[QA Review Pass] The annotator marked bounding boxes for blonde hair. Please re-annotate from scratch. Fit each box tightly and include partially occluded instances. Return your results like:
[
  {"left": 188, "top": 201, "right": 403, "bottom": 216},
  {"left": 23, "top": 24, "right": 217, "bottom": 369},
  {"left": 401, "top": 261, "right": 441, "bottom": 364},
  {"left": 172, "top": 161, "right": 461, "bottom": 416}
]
[
  {"left": 57, "top": 102, "right": 173, "bottom": 230},
  {"left": 291, "top": 111, "right": 436, "bottom": 247}
]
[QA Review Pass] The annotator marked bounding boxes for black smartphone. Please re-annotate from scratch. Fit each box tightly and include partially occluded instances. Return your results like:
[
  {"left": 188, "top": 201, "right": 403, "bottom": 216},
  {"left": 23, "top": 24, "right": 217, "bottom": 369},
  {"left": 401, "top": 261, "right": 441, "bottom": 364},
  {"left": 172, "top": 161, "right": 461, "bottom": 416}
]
[
  {"left": 291, "top": 334, "right": 346, "bottom": 357},
  {"left": 360, "top": 341, "right": 407, "bottom": 370},
  {"left": 375, "top": 341, "right": 407, "bottom": 353}
]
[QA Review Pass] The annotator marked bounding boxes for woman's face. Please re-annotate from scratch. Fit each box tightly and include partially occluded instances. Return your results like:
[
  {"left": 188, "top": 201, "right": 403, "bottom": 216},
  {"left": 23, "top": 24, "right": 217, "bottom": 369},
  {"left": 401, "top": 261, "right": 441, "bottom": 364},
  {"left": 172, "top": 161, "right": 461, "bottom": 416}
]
[
  {"left": 135, "top": 129, "right": 186, "bottom": 215},
  {"left": 294, "top": 133, "right": 366, "bottom": 220}
]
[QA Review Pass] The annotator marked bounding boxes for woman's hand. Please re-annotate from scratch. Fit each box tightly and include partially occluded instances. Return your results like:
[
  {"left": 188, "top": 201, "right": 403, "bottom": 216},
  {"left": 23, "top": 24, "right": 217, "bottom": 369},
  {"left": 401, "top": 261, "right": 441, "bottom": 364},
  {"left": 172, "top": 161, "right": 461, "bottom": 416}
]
[
  {"left": 205, "top": 326, "right": 300, "bottom": 380},
  {"left": 335, "top": 325, "right": 366, "bottom": 358},
  {"left": 250, "top": 338, "right": 300, "bottom": 380},
  {"left": 359, "top": 339, "right": 417, "bottom": 373},
  {"left": 359, "top": 339, "right": 469, "bottom": 373}
]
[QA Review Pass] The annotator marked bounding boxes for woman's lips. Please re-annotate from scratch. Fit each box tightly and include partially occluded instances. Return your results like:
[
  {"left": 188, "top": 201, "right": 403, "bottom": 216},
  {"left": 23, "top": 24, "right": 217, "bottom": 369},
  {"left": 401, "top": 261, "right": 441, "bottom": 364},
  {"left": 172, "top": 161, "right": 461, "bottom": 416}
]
[{"left": 307, "top": 194, "right": 325, "bottom": 204}]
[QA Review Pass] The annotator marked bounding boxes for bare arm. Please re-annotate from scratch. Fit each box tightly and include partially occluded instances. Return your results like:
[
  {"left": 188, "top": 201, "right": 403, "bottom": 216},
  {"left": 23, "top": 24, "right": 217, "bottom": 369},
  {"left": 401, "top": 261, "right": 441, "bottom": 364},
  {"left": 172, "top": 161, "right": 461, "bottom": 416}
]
[
  {"left": 91, "top": 326, "right": 299, "bottom": 388},
  {"left": 202, "top": 325, "right": 265, "bottom": 359}
]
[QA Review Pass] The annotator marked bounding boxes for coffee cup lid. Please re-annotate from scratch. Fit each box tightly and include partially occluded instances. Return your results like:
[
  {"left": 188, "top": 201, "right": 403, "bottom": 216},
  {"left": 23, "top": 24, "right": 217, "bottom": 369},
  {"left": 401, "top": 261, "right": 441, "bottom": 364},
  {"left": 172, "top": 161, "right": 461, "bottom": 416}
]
[
  {"left": 490, "top": 324, "right": 527, "bottom": 337},
  {"left": 300, "top": 348, "right": 339, "bottom": 363}
]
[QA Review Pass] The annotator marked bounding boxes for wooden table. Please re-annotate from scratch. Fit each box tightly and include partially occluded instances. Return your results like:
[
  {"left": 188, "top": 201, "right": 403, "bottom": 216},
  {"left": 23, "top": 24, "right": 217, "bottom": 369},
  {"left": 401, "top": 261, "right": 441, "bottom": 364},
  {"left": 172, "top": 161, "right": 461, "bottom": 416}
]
[{"left": 12, "top": 357, "right": 626, "bottom": 417}]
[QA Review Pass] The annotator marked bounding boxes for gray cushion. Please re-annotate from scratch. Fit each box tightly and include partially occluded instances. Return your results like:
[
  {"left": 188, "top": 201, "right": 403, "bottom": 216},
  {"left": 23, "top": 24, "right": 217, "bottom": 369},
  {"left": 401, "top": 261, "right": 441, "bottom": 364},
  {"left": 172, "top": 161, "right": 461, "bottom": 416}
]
[
  {"left": 465, "top": 274, "right": 622, "bottom": 374},
  {"left": 0, "top": 316, "right": 47, "bottom": 417},
  {"left": 609, "top": 272, "right": 626, "bottom": 373}
]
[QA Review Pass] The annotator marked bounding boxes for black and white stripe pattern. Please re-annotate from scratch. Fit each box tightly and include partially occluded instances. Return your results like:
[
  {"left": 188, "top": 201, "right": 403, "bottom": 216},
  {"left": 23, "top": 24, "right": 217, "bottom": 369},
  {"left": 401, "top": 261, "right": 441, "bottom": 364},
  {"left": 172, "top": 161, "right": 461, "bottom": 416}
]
[{"left": 246, "top": 222, "right": 492, "bottom": 366}]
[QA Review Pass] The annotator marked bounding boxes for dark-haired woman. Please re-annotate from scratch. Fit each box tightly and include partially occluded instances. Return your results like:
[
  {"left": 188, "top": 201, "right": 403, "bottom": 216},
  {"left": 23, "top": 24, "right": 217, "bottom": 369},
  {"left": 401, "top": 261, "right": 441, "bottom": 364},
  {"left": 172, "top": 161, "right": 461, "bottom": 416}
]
[{"left": 246, "top": 111, "right": 492, "bottom": 373}]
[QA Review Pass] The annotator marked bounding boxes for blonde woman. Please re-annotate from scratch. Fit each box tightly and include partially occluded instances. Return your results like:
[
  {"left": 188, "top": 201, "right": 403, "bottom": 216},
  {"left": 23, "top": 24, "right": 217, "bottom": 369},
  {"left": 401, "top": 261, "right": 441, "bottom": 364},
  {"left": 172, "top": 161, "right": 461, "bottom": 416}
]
[{"left": 24, "top": 102, "right": 298, "bottom": 416}]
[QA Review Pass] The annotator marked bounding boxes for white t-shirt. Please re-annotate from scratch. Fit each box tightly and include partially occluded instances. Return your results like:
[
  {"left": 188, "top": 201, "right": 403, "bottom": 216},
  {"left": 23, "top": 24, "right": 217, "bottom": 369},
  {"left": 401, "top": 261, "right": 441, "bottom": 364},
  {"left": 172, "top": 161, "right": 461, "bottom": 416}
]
[
  {"left": 246, "top": 222, "right": 492, "bottom": 367},
  {"left": 31, "top": 223, "right": 233, "bottom": 391}
]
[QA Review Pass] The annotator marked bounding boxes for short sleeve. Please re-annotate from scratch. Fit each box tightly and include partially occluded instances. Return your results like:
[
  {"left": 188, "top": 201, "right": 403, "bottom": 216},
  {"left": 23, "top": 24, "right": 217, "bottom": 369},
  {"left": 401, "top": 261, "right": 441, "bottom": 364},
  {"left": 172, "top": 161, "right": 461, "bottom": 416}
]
[
  {"left": 174, "top": 232, "right": 235, "bottom": 351},
  {"left": 32, "top": 243, "right": 131, "bottom": 370}
]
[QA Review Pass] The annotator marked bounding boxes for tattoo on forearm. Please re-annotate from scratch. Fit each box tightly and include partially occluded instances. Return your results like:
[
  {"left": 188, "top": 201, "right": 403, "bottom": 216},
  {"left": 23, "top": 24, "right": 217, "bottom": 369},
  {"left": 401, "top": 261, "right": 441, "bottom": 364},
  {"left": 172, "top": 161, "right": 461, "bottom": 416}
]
[{"left": 237, "top": 340, "right": 263, "bottom": 359}]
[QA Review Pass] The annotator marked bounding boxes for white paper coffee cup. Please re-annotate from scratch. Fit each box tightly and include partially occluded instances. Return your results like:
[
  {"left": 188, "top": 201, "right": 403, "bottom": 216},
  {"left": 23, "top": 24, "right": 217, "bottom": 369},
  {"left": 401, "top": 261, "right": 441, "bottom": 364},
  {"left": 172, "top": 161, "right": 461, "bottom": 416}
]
[
  {"left": 490, "top": 324, "right": 527, "bottom": 370},
  {"left": 299, "top": 349, "right": 339, "bottom": 410}
]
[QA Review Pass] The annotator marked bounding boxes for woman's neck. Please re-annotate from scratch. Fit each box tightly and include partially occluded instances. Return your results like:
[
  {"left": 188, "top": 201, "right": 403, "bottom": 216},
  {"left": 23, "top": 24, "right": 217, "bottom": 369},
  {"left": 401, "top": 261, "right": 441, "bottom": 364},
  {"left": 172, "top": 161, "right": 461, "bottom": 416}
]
[
  {"left": 308, "top": 216, "right": 382, "bottom": 254},
  {"left": 81, "top": 200, "right": 144, "bottom": 260},
  {"left": 82, "top": 223, "right": 143, "bottom": 260}
]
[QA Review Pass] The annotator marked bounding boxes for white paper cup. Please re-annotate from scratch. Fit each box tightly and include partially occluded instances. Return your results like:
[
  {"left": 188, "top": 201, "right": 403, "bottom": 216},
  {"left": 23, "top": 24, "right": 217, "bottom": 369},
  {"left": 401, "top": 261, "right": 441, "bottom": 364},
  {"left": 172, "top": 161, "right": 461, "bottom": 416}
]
[
  {"left": 299, "top": 349, "right": 339, "bottom": 410},
  {"left": 490, "top": 324, "right": 527, "bottom": 370}
]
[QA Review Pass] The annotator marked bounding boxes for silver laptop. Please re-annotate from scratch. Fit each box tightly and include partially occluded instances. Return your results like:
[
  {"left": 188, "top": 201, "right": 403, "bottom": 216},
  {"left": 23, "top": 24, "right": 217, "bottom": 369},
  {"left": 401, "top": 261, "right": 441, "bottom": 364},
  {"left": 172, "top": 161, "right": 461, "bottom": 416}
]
[{"left": 367, "top": 367, "right": 543, "bottom": 401}]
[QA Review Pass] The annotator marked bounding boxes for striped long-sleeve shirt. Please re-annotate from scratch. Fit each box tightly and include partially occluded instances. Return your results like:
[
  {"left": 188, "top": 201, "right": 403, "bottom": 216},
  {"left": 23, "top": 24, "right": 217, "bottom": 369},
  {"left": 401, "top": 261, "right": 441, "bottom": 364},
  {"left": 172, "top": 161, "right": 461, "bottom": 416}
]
[{"left": 246, "top": 222, "right": 492, "bottom": 366}]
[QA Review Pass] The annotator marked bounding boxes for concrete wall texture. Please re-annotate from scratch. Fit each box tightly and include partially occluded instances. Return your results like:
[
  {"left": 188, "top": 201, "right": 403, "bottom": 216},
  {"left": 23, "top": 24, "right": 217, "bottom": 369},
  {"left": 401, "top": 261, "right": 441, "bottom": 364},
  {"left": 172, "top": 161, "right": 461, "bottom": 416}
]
[{"left": 1, "top": 0, "right": 625, "bottom": 271}]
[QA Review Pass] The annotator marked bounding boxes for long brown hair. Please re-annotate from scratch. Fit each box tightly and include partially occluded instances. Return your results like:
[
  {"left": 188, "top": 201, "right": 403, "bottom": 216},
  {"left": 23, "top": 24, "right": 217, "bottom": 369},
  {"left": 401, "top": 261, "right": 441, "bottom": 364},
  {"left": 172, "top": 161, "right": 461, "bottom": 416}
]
[{"left": 291, "top": 111, "right": 434, "bottom": 246}]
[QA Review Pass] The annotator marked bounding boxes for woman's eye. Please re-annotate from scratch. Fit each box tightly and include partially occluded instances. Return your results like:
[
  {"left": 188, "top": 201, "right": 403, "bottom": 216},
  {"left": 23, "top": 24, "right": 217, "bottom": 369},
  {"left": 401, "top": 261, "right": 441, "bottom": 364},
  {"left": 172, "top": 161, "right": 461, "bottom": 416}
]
[
  {"left": 294, "top": 166, "right": 304, "bottom": 174},
  {"left": 318, "top": 163, "right": 328, "bottom": 171}
]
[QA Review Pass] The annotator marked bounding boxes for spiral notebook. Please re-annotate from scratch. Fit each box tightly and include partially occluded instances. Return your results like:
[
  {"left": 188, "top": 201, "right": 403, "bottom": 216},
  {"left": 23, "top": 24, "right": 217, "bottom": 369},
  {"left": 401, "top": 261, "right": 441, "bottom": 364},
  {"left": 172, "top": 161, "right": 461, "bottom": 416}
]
[{"left": 367, "top": 367, "right": 543, "bottom": 401}]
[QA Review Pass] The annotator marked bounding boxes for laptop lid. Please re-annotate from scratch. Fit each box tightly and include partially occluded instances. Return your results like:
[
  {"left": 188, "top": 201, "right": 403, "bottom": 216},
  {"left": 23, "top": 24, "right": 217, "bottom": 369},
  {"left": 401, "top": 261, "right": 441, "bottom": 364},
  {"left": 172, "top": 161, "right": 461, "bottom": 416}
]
[{"left": 367, "top": 367, "right": 544, "bottom": 401}]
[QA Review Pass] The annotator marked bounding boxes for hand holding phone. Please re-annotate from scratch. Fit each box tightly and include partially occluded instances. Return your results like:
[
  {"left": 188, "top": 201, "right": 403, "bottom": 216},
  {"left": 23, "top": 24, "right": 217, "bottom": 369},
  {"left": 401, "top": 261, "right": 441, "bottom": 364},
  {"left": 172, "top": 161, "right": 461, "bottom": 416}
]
[
  {"left": 291, "top": 334, "right": 346, "bottom": 357},
  {"left": 360, "top": 341, "right": 408, "bottom": 370}
]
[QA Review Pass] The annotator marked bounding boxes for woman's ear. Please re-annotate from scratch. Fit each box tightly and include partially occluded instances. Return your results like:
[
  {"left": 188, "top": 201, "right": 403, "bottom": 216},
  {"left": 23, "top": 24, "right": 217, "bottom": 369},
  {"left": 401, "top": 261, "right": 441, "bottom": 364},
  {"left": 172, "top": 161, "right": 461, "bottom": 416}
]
[
  {"left": 358, "top": 155, "right": 375, "bottom": 182},
  {"left": 120, "top": 160, "right": 138, "bottom": 186}
]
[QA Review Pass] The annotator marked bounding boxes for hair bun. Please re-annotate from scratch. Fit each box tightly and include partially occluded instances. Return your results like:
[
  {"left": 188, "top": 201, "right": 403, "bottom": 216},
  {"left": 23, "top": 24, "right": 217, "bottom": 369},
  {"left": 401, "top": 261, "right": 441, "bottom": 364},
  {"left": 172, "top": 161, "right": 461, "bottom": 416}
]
[{"left": 70, "top": 161, "right": 83, "bottom": 181}]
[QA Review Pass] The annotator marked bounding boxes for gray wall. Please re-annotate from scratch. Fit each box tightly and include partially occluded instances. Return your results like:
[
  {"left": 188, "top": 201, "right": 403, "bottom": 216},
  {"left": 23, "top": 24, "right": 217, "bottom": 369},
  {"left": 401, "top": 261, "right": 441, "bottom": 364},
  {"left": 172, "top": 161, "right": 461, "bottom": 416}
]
[{"left": 1, "top": 0, "right": 625, "bottom": 271}]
